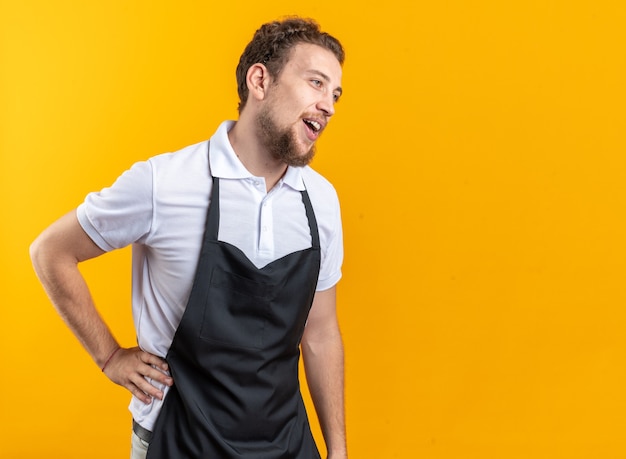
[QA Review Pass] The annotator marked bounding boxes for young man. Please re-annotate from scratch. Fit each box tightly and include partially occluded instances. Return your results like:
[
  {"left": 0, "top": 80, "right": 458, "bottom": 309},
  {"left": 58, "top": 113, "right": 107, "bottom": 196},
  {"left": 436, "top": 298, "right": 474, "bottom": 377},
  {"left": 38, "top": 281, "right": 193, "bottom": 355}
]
[{"left": 30, "top": 17, "right": 347, "bottom": 459}]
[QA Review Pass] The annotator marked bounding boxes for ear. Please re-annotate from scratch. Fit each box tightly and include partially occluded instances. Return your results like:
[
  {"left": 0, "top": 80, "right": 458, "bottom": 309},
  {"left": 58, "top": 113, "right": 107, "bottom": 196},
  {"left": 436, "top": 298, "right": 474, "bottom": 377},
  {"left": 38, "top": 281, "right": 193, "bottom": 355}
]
[{"left": 246, "top": 63, "right": 271, "bottom": 102}]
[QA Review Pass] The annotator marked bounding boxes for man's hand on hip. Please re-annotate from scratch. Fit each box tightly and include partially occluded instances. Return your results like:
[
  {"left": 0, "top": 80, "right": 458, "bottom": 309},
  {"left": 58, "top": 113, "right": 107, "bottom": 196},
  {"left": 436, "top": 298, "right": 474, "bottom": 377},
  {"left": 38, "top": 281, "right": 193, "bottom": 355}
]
[{"left": 103, "top": 346, "right": 173, "bottom": 404}]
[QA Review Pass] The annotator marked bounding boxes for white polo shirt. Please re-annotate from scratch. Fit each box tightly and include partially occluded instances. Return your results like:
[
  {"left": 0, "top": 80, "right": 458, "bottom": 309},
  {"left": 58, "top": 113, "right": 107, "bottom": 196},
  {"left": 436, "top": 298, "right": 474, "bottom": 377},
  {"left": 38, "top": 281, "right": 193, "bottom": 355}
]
[{"left": 76, "top": 120, "right": 343, "bottom": 429}]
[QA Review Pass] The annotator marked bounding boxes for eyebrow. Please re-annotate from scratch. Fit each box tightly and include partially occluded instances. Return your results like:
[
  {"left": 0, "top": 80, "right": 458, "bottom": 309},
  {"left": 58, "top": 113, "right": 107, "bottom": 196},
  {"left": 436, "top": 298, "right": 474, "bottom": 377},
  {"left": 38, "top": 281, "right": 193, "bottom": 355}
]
[{"left": 308, "top": 70, "right": 343, "bottom": 97}]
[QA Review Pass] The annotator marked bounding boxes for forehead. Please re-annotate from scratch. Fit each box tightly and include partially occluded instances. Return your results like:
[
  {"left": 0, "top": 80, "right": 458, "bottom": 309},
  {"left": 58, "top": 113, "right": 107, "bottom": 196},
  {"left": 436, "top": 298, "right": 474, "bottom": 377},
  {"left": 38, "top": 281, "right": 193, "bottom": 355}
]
[{"left": 282, "top": 43, "right": 343, "bottom": 85}]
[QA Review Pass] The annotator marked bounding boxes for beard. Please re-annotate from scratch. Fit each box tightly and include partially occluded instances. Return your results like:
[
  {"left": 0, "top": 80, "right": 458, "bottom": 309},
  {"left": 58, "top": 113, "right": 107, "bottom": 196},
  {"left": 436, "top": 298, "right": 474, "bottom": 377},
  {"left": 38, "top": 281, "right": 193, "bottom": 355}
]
[{"left": 257, "top": 106, "right": 316, "bottom": 168}]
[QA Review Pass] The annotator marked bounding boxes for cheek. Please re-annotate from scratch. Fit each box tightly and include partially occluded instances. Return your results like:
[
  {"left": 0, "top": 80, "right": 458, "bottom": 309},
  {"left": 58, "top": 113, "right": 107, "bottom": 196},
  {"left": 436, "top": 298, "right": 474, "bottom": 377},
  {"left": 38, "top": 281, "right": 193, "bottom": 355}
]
[{"left": 272, "top": 90, "right": 312, "bottom": 125}]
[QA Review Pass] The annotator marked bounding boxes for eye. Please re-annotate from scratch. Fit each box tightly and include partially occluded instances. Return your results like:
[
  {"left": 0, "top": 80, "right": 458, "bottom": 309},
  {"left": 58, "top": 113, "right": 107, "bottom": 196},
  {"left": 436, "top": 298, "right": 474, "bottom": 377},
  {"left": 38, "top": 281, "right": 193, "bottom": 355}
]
[
  {"left": 333, "top": 93, "right": 341, "bottom": 103},
  {"left": 311, "top": 79, "right": 322, "bottom": 87}
]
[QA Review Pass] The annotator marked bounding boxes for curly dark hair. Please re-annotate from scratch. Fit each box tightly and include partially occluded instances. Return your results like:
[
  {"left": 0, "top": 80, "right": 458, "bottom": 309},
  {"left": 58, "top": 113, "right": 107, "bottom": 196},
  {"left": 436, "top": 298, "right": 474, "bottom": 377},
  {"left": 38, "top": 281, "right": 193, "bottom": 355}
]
[{"left": 235, "top": 17, "right": 345, "bottom": 113}]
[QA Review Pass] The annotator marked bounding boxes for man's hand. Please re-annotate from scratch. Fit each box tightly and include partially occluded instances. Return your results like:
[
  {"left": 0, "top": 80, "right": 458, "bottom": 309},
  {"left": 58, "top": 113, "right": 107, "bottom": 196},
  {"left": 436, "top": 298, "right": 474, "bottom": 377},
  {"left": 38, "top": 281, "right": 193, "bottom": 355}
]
[{"left": 102, "top": 346, "right": 173, "bottom": 404}]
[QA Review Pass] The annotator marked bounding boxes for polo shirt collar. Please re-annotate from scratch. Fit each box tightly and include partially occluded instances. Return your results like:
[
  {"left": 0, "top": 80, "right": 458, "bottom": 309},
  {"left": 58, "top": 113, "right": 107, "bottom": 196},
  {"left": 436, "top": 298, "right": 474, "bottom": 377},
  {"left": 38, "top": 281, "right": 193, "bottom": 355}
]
[
  {"left": 209, "top": 120, "right": 306, "bottom": 191},
  {"left": 282, "top": 165, "right": 306, "bottom": 191}
]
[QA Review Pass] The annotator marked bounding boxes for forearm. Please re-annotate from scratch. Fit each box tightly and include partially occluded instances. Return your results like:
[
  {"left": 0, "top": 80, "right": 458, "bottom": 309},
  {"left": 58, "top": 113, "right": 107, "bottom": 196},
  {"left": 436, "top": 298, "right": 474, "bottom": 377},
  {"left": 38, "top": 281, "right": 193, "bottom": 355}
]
[
  {"left": 31, "top": 241, "right": 119, "bottom": 367},
  {"left": 30, "top": 212, "right": 119, "bottom": 368},
  {"left": 38, "top": 266, "right": 119, "bottom": 368},
  {"left": 302, "top": 324, "right": 347, "bottom": 457}
]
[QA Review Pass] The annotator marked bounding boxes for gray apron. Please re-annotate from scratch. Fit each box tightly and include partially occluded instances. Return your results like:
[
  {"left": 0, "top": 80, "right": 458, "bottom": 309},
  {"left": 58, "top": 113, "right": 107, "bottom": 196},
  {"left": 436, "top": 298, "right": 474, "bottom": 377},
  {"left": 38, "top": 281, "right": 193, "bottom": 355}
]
[{"left": 146, "top": 175, "right": 322, "bottom": 458}]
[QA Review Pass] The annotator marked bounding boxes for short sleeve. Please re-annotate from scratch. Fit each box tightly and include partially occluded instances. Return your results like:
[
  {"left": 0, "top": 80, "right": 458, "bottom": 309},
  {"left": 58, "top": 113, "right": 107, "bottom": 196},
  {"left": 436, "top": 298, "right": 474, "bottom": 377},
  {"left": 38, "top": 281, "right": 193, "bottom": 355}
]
[
  {"left": 316, "top": 197, "right": 344, "bottom": 291},
  {"left": 76, "top": 160, "right": 154, "bottom": 251}
]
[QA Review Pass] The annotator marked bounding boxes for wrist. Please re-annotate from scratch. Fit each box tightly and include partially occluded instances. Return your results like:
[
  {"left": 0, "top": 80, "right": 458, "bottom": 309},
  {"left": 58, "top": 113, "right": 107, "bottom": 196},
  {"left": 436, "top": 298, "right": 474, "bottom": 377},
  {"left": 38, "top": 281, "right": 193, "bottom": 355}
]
[{"left": 101, "top": 346, "right": 121, "bottom": 372}]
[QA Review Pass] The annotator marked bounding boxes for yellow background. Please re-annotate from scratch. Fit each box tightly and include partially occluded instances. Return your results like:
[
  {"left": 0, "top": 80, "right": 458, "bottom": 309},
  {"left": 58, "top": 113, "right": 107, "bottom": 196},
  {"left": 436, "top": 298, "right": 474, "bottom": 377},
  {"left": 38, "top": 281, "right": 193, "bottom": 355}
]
[{"left": 2, "top": 1, "right": 626, "bottom": 457}]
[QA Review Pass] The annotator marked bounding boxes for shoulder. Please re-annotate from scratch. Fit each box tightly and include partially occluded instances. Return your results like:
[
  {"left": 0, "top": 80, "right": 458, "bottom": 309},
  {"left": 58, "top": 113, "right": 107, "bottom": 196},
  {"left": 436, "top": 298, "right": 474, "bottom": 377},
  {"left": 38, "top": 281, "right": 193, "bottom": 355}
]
[
  {"left": 144, "top": 141, "right": 211, "bottom": 195},
  {"left": 300, "top": 166, "right": 341, "bottom": 230},
  {"left": 115, "top": 140, "right": 209, "bottom": 186},
  {"left": 300, "top": 166, "right": 339, "bottom": 206},
  {"left": 147, "top": 140, "right": 209, "bottom": 175}
]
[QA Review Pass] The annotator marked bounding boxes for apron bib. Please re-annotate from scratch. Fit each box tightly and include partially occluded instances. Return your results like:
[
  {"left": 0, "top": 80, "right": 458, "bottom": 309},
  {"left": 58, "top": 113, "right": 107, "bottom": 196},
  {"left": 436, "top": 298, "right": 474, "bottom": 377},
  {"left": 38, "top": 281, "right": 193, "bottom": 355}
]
[{"left": 147, "top": 175, "right": 322, "bottom": 458}]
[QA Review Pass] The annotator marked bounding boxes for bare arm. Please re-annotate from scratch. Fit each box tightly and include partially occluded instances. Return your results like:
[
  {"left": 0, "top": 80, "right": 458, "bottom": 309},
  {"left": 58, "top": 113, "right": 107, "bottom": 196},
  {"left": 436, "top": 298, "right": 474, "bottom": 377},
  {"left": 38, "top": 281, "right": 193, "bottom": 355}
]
[
  {"left": 301, "top": 286, "right": 347, "bottom": 459},
  {"left": 30, "top": 210, "right": 172, "bottom": 403}
]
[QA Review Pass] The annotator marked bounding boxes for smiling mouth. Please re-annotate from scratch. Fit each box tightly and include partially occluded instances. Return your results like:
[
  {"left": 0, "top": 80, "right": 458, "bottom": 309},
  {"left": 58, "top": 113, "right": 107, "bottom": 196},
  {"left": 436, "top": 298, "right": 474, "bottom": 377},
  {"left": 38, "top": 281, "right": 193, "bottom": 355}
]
[{"left": 303, "top": 119, "right": 322, "bottom": 132}]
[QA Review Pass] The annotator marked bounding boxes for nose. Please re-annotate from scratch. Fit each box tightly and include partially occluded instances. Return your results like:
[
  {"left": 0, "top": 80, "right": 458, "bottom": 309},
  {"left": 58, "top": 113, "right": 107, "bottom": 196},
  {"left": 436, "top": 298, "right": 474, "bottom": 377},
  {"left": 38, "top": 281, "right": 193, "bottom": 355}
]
[{"left": 317, "top": 92, "right": 336, "bottom": 117}]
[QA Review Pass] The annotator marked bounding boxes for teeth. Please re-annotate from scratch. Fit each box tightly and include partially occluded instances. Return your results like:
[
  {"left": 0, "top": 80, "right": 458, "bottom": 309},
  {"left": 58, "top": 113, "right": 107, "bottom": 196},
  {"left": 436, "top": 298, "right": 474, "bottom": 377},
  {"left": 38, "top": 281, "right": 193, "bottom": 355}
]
[{"left": 306, "top": 120, "right": 321, "bottom": 132}]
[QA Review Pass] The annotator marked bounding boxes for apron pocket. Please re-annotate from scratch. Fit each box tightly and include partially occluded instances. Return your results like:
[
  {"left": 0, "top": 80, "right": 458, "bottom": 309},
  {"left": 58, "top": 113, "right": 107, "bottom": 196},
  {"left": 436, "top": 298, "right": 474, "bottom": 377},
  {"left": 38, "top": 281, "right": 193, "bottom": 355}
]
[{"left": 199, "top": 267, "right": 273, "bottom": 350}]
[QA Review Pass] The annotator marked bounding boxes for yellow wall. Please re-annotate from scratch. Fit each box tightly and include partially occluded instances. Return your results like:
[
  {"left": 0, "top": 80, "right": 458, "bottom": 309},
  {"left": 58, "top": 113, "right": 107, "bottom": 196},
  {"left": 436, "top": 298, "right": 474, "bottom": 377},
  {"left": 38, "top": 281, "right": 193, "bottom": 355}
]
[{"left": 2, "top": 1, "right": 626, "bottom": 457}]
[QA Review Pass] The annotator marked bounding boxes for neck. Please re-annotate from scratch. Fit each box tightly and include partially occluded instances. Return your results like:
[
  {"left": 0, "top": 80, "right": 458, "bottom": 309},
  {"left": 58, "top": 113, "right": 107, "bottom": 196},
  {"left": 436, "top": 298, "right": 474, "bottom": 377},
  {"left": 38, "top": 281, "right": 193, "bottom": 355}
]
[{"left": 228, "top": 119, "right": 288, "bottom": 191}]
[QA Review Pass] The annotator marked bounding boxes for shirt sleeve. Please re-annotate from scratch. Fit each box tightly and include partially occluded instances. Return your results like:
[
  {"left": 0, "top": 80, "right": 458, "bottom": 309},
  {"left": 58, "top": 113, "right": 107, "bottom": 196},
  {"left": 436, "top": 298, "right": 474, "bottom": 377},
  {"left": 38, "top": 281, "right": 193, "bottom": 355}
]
[
  {"left": 76, "top": 160, "right": 154, "bottom": 251},
  {"left": 316, "top": 197, "right": 344, "bottom": 291}
]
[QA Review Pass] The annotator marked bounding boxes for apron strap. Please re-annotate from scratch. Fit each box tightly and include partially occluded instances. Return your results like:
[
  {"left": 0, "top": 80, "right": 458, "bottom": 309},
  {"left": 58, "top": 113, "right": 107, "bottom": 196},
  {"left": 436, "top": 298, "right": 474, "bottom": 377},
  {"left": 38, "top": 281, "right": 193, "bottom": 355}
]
[
  {"left": 205, "top": 176, "right": 220, "bottom": 242},
  {"left": 300, "top": 188, "right": 320, "bottom": 250}
]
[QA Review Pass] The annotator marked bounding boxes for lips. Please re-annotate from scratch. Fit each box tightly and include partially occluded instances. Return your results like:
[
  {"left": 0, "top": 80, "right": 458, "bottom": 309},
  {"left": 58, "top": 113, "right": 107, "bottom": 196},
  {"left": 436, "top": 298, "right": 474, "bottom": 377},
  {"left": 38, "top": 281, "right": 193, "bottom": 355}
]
[{"left": 302, "top": 118, "right": 325, "bottom": 141}]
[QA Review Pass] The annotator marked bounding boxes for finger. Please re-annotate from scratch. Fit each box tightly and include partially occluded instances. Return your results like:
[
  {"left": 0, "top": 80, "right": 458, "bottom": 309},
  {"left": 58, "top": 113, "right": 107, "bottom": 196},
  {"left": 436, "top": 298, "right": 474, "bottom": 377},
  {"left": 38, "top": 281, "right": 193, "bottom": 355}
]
[
  {"left": 141, "top": 364, "right": 174, "bottom": 387},
  {"left": 127, "top": 382, "right": 154, "bottom": 405},
  {"left": 130, "top": 373, "right": 166, "bottom": 401},
  {"left": 140, "top": 351, "right": 169, "bottom": 372},
  {"left": 135, "top": 352, "right": 173, "bottom": 386}
]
